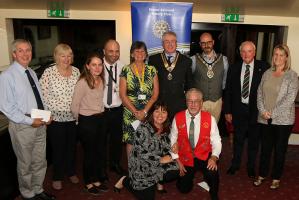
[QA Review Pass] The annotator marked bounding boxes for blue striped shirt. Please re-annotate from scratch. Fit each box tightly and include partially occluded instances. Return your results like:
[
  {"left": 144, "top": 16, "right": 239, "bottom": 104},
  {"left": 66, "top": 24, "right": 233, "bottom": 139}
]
[{"left": 0, "top": 61, "right": 44, "bottom": 125}]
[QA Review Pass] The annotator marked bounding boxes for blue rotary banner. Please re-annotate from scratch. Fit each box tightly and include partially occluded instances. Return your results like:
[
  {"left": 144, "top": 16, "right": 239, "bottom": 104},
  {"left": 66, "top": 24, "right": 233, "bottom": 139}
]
[{"left": 131, "top": 2, "right": 193, "bottom": 55}]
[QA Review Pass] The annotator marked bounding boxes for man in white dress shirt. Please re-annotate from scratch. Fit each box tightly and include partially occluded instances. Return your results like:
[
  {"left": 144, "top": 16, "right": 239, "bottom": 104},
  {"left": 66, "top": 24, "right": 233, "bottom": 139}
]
[
  {"left": 102, "top": 39, "right": 125, "bottom": 178},
  {"left": 170, "top": 88, "right": 222, "bottom": 200}
]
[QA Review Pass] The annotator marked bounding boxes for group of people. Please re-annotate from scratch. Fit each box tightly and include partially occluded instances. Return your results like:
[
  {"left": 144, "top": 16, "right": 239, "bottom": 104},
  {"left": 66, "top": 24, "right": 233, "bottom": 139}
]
[{"left": 0, "top": 29, "right": 297, "bottom": 200}]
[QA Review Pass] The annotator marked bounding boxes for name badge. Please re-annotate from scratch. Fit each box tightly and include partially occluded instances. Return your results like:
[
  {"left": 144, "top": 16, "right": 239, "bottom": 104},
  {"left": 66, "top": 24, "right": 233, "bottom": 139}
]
[{"left": 138, "top": 94, "right": 146, "bottom": 100}]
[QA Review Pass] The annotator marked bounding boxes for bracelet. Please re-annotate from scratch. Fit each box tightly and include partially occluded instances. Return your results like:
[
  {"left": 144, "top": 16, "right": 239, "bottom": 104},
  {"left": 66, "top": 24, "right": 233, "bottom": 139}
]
[{"left": 143, "top": 110, "right": 148, "bottom": 117}]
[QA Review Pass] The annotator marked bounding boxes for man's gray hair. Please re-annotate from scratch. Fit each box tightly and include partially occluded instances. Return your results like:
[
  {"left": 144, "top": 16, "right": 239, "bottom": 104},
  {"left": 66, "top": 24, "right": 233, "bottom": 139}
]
[
  {"left": 186, "top": 88, "right": 203, "bottom": 100},
  {"left": 11, "top": 39, "right": 32, "bottom": 52}
]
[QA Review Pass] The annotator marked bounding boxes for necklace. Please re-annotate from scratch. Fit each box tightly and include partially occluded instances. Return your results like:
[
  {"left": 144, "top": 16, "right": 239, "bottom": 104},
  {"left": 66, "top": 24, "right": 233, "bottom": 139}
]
[{"left": 133, "top": 63, "right": 145, "bottom": 92}]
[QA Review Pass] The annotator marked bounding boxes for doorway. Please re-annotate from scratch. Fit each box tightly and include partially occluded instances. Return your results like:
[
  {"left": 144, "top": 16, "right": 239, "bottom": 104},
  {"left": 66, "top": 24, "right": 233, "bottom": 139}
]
[
  {"left": 13, "top": 19, "right": 116, "bottom": 77},
  {"left": 191, "top": 22, "right": 287, "bottom": 65}
]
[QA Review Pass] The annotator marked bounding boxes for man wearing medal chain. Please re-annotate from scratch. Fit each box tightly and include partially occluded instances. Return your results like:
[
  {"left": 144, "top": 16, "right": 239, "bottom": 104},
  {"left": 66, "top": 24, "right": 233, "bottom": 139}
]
[
  {"left": 102, "top": 39, "right": 125, "bottom": 178},
  {"left": 148, "top": 31, "right": 193, "bottom": 120},
  {"left": 191, "top": 32, "right": 229, "bottom": 122}
]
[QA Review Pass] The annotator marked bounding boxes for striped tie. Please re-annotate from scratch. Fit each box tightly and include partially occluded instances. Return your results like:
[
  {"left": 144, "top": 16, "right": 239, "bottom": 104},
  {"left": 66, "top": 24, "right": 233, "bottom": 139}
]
[
  {"left": 242, "top": 65, "right": 250, "bottom": 99},
  {"left": 189, "top": 116, "right": 195, "bottom": 149}
]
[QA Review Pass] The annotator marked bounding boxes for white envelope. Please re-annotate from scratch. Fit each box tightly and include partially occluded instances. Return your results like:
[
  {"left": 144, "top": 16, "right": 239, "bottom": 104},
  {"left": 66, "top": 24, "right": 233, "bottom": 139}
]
[
  {"left": 131, "top": 120, "right": 141, "bottom": 131},
  {"left": 31, "top": 109, "right": 51, "bottom": 122}
]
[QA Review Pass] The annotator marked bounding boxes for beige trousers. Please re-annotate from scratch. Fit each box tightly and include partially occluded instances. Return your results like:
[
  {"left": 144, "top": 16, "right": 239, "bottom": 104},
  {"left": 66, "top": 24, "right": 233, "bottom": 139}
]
[
  {"left": 9, "top": 121, "right": 47, "bottom": 198},
  {"left": 202, "top": 98, "right": 222, "bottom": 122}
]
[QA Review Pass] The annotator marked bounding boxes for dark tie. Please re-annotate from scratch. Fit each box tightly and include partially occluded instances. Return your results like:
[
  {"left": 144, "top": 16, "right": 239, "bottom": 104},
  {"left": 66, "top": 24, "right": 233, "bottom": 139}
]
[
  {"left": 241, "top": 65, "right": 250, "bottom": 99},
  {"left": 25, "top": 69, "right": 44, "bottom": 110},
  {"left": 107, "top": 66, "right": 113, "bottom": 105},
  {"left": 189, "top": 116, "right": 195, "bottom": 149},
  {"left": 167, "top": 56, "right": 172, "bottom": 64}
]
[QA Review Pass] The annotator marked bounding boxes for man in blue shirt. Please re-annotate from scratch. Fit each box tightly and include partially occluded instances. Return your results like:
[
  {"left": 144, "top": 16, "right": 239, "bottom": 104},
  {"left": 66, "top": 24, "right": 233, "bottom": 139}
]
[{"left": 0, "top": 39, "right": 55, "bottom": 200}]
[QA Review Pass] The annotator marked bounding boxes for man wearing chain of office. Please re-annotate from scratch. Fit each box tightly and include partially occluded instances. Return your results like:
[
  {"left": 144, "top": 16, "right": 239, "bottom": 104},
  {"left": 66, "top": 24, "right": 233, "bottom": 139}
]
[
  {"left": 148, "top": 31, "right": 193, "bottom": 120},
  {"left": 191, "top": 32, "right": 229, "bottom": 122}
]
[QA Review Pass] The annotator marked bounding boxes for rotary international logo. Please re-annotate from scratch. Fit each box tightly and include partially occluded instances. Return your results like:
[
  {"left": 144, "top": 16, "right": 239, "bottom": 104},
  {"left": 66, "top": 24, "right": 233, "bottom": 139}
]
[
  {"left": 203, "top": 122, "right": 209, "bottom": 128},
  {"left": 152, "top": 20, "right": 170, "bottom": 39}
]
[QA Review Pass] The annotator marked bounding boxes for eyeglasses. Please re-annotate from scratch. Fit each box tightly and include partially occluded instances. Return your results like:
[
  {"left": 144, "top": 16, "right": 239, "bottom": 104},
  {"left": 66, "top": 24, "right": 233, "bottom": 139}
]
[
  {"left": 200, "top": 41, "right": 213, "bottom": 46},
  {"left": 186, "top": 100, "right": 201, "bottom": 105},
  {"left": 163, "top": 40, "right": 177, "bottom": 45}
]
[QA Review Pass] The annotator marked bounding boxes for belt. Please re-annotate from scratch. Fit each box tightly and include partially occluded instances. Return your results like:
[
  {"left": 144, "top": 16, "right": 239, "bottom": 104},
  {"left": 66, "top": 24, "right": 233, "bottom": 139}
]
[
  {"left": 105, "top": 106, "right": 123, "bottom": 112},
  {"left": 92, "top": 113, "right": 104, "bottom": 117},
  {"left": 25, "top": 114, "right": 31, "bottom": 117}
]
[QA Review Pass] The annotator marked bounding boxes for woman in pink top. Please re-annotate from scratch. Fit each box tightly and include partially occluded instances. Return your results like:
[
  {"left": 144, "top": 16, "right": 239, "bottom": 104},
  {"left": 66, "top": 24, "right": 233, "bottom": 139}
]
[{"left": 71, "top": 52, "right": 108, "bottom": 196}]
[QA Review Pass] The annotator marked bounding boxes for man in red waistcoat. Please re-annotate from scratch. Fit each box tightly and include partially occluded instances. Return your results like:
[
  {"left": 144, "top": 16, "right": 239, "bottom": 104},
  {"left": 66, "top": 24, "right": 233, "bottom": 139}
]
[{"left": 170, "top": 88, "right": 222, "bottom": 200}]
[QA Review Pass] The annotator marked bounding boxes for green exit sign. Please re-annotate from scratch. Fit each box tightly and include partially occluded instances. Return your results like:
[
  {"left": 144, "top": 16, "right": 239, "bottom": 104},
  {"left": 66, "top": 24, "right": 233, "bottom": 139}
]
[
  {"left": 47, "top": 1, "right": 69, "bottom": 18},
  {"left": 221, "top": 14, "right": 244, "bottom": 22}
]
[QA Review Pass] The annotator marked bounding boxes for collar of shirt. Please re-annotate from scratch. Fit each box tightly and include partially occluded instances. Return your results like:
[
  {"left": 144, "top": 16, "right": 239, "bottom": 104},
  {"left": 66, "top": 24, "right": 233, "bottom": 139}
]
[
  {"left": 202, "top": 50, "right": 217, "bottom": 63},
  {"left": 242, "top": 60, "right": 254, "bottom": 69},
  {"left": 103, "top": 58, "right": 118, "bottom": 68},
  {"left": 13, "top": 61, "right": 28, "bottom": 75},
  {"left": 164, "top": 52, "right": 177, "bottom": 58},
  {"left": 186, "top": 110, "right": 200, "bottom": 121}
]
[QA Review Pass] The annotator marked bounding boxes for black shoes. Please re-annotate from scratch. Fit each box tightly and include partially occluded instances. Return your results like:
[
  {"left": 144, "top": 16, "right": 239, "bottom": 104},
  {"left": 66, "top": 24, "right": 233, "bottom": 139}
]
[
  {"left": 110, "top": 164, "right": 125, "bottom": 175},
  {"left": 22, "top": 196, "right": 36, "bottom": 200},
  {"left": 157, "top": 188, "right": 167, "bottom": 194},
  {"left": 35, "top": 192, "right": 56, "bottom": 200},
  {"left": 84, "top": 185, "right": 101, "bottom": 196},
  {"left": 93, "top": 183, "right": 109, "bottom": 192},
  {"left": 113, "top": 186, "right": 122, "bottom": 193},
  {"left": 226, "top": 166, "right": 239, "bottom": 175}
]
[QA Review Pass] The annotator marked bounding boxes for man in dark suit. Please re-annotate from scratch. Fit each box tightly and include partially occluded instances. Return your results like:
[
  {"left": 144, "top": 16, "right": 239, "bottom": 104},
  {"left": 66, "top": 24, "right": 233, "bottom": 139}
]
[
  {"left": 224, "top": 41, "right": 269, "bottom": 178},
  {"left": 148, "top": 31, "right": 193, "bottom": 120}
]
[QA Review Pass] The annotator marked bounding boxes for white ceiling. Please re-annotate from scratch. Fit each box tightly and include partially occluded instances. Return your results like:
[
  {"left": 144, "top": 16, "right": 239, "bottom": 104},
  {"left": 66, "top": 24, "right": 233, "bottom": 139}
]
[{"left": 0, "top": 0, "right": 298, "bottom": 17}]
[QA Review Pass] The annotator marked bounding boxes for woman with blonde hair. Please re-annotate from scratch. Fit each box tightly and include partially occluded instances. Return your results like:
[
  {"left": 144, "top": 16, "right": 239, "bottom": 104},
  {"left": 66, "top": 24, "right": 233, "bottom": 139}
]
[
  {"left": 254, "top": 44, "right": 299, "bottom": 189},
  {"left": 40, "top": 43, "right": 80, "bottom": 190}
]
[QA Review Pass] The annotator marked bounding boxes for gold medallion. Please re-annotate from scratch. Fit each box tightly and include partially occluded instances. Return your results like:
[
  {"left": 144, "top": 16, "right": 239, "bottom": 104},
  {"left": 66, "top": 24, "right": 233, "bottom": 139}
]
[
  {"left": 161, "top": 53, "right": 179, "bottom": 81},
  {"left": 207, "top": 68, "right": 214, "bottom": 79}
]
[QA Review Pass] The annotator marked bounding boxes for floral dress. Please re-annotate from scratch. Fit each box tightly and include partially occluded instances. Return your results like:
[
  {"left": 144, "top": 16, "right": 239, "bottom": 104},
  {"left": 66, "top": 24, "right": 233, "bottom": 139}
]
[
  {"left": 129, "top": 122, "right": 178, "bottom": 190},
  {"left": 120, "top": 64, "right": 157, "bottom": 144}
]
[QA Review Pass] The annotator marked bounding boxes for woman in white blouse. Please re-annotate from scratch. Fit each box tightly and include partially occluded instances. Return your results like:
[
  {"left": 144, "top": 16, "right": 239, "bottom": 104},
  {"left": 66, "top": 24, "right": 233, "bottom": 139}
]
[{"left": 40, "top": 43, "right": 80, "bottom": 190}]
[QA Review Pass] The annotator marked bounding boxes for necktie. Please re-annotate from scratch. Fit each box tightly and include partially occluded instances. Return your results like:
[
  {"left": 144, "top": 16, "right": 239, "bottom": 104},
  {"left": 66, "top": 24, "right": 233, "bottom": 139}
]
[
  {"left": 241, "top": 65, "right": 250, "bottom": 99},
  {"left": 25, "top": 69, "right": 44, "bottom": 110},
  {"left": 189, "top": 116, "right": 195, "bottom": 149},
  {"left": 167, "top": 56, "right": 172, "bottom": 64},
  {"left": 107, "top": 66, "right": 113, "bottom": 105}
]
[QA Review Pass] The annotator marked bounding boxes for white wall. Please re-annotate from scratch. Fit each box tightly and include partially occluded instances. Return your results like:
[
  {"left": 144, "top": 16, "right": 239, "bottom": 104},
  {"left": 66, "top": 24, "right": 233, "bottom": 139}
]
[
  {"left": 0, "top": 9, "right": 132, "bottom": 71},
  {"left": 1, "top": 9, "right": 299, "bottom": 73}
]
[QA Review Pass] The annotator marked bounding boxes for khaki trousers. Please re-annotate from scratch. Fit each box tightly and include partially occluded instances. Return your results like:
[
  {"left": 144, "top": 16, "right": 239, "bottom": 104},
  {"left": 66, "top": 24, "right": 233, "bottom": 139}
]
[
  {"left": 202, "top": 98, "right": 222, "bottom": 122},
  {"left": 9, "top": 121, "right": 47, "bottom": 198}
]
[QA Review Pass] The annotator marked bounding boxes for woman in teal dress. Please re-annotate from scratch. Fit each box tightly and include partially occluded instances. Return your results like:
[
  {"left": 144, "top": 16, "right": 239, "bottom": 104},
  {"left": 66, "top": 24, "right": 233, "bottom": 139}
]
[{"left": 119, "top": 41, "right": 159, "bottom": 156}]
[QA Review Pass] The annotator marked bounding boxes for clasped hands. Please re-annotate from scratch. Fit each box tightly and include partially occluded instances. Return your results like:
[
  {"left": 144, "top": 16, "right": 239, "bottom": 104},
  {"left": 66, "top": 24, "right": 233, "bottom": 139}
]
[{"left": 133, "top": 110, "right": 147, "bottom": 121}]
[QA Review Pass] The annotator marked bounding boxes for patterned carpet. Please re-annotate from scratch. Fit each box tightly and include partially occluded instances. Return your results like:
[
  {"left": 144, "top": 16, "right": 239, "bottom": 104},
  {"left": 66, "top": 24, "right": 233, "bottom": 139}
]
[{"left": 15, "top": 137, "right": 299, "bottom": 200}]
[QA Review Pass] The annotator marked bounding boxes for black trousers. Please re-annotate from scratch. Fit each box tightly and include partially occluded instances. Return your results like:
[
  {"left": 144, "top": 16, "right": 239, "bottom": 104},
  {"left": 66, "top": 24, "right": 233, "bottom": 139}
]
[
  {"left": 176, "top": 158, "right": 219, "bottom": 200},
  {"left": 231, "top": 104, "right": 260, "bottom": 172},
  {"left": 47, "top": 120, "right": 77, "bottom": 181},
  {"left": 78, "top": 114, "right": 105, "bottom": 184},
  {"left": 123, "top": 170, "right": 179, "bottom": 200},
  {"left": 258, "top": 123, "right": 292, "bottom": 180},
  {"left": 103, "top": 106, "right": 123, "bottom": 168}
]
